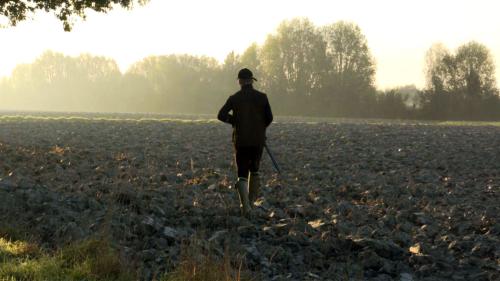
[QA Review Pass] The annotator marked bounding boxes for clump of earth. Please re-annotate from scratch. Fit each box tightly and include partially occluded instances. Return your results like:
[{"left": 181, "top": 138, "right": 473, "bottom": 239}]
[{"left": 0, "top": 115, "right": 498, "bottom": 281}]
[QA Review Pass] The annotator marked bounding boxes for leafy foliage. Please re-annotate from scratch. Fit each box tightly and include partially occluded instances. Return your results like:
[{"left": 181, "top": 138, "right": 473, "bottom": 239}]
[
  {"left": 421, "top": 41, "right": 499, "bottom": 120},
  {"left": 0, "top": 0, "right": 149, "bottom": 31},
  {"left": 320, "top": 21, "right": 376, "bottom": 116},
  {"left": 260, "top": 18, "right": 327, "bottom": 115}
]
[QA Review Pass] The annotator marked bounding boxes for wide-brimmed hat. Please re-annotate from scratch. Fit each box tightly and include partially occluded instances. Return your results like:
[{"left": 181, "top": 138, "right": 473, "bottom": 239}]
[{"left": 237, "top": 68, "right": 257, "bottom": 81}]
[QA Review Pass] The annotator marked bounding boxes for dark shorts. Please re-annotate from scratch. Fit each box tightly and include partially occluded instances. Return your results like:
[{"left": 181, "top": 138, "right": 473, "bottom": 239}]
[{"left": 235, "top": 145, "right": 264, "bottom": 178}]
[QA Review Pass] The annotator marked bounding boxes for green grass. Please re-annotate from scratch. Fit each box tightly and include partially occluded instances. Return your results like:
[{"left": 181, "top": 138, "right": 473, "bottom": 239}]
[
  {"left": 0, "top": 236, "right": 136, "bottom": 281},
  {"left": 0, "top": 236, "right": 253, "bottom": 281},
  {"left": 0, "top": 225, "right": 254, "bottom": 281},
  {"left": 435, "top": 120, "right": 500, "bottom": 126}
]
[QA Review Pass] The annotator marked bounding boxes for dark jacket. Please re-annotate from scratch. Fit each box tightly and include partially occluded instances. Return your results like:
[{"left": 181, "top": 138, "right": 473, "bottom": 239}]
[{"left": 218, "top": 85, "right": 273, "bottom": 147}]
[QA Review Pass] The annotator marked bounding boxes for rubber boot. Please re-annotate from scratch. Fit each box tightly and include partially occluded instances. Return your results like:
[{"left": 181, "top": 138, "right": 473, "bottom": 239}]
[
  {"left": 248, "top": 172, "right": 260, "bottom": 205},
  {"left": 235, "top": 177, "right": 251, "bottom": 217}
]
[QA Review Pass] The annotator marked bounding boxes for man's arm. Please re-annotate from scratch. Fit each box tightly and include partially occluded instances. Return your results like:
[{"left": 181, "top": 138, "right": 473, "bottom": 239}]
[
  {"left": 217, "top": 97, "right": 234, "bottom": 125},
  {"left": 264, "top": 96, "right": 273, "bottom": 127}
]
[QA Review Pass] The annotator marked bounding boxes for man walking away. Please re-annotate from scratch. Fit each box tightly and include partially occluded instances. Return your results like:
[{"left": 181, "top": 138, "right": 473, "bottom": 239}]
[{"left": 217, "top": 68, "right": 273, "bottom": 217}]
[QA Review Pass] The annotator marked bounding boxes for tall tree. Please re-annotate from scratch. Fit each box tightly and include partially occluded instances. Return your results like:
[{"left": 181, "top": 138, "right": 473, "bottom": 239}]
[
  {"left": 422, "top": 41, "right": 498, "bottom": 119},
  {"left": 320, "top": 21, "right": 375, "bottom": 116},
  {"left": 0, "top": 0, "right": 149, "bottom": 31},
  {"left": 424, "top": 43, "right": 451, "bottom": 92},
  {"left": 218, "top": 51, "right": 242, "bottom": 102},
  {"left": 454, "top": 41, "right": 496, "bottom": 97},
  {"left": 260, "top": 18, "right": 327, "bottom": 115},
  {"left": 240, "top": 43, "right": 260, "bottom": 75},
  {"left": 421, "top": 43, "right": 455, "bottom": 118},
  {"left": 424, "top": 41, "right": 496, "bottom": 97}
]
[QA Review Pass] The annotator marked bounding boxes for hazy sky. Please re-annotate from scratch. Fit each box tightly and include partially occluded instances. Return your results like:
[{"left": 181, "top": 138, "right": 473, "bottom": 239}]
[{"left": 0, "top": 0, "right": 499, "bottom": 89}]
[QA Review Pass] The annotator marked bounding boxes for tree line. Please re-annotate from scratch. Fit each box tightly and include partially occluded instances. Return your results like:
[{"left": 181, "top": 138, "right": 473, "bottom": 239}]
[{"left": 1, "top": 18, "right": 499, "bottom": 120}]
